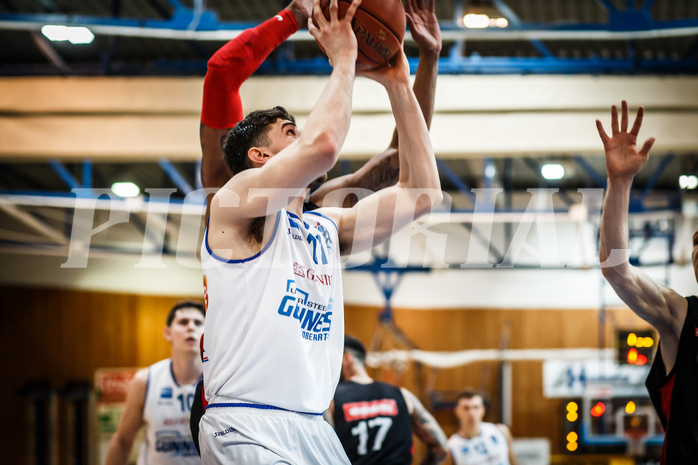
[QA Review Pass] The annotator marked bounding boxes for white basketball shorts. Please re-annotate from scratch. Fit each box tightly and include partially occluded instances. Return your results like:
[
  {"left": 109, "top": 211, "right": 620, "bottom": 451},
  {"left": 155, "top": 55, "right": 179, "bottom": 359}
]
[{"left": 199, "top": 402, "right": 350, "bottom": 464}]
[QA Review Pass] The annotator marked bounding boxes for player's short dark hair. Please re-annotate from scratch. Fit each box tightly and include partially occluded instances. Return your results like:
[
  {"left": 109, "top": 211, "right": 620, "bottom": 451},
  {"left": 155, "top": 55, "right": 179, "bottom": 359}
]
[
  {"left": 455, "top": 389, "right": 490, "bottom": 410},
  {"left": 344, "top": 335, "right": 367, "bottom": 365},
  {"left": 166, "top": 300, "right": 205, "bottom": 326},
  {"left": 223, "top": 106, "right": 296, "bottom": 176}
]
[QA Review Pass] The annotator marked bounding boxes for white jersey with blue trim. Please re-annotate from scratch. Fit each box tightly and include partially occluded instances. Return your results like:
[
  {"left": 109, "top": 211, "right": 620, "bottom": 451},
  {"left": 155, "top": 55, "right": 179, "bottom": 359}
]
[
  {"left": 447, "top": 423, "right": 510, "bottom": 465},
  {"left": 137, "top": 359, "right": 200, "bottom": 465},
  {"left": 201, "top": 208, "right": 344, "bottom": 414}
]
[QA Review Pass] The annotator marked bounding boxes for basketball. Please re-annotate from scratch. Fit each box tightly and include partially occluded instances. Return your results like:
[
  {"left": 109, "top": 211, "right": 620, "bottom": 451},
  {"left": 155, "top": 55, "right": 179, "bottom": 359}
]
[{"left": 318, "top": 0, "right": 406, "bottom": 69}]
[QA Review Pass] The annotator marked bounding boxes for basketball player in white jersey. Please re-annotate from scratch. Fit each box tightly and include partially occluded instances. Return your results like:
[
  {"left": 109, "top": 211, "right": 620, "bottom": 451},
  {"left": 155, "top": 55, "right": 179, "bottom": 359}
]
[
  {"left": 446, "top": 390, "right": 518, "bottom": 465},
  {"left": 106, "top": 301, "right": 205, "bottom": 465},
  {"left": 199, "top": 0, "right": 443, "bottom": 462}
]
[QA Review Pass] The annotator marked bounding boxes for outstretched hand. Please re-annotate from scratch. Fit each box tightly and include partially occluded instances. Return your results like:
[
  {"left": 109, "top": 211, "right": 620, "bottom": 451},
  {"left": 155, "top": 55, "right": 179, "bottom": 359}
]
[
  {"left": 308, "top": 0, "right": 361, "bottom": 68},
  {"left": 596, "top": 100, "right": 655, "bottom": 181},
  {"left": 405, "top": 0, "right": 441, "bottom": 55},
  {"left": 356, "top": 47, "right": 410, "bottom": 87}
]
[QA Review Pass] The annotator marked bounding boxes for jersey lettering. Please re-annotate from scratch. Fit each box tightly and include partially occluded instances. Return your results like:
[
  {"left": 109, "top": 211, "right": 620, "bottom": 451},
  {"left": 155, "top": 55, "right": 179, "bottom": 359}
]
[{"left": 276, "top": 280, "right": 333, "bottom": 341}]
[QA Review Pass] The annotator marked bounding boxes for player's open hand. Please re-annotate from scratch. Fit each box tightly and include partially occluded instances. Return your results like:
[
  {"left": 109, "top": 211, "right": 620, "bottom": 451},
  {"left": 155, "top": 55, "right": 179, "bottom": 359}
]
[
  {"left": 596, "top": 100, "right": 655, "bottom": 182},
  {"left": 357, "top": 47, "right": 410, "bottom": 88},
  {"left": 308, "top": 0, "right": 361, "bottom": 68},
  {"left": 406, "top": 0, "right": 441, "bottom": 55}
]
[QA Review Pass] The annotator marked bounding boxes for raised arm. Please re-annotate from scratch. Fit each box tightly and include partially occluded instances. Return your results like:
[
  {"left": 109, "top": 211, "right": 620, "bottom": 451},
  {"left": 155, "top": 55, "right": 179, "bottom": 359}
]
[
  {"left": 211, "top": 0, "right": 361, "bottom": 223},
  {"left": 199, "top": 0, "right": 313, "bottom": 191},
  {"left": 105, "top": 370, "right": 147, "bottom": 465},
  {"left": 324, "top": 47, "right": 442, "bottom": 255},
  {"left": 401, "top": 388, "right": 448, "bottom": 465},
  {"left": 597, "top": 100, "right": 686, "bottom": 372},
  {"left": 309, "top": 0, "right": 441, "bottom": 207}
]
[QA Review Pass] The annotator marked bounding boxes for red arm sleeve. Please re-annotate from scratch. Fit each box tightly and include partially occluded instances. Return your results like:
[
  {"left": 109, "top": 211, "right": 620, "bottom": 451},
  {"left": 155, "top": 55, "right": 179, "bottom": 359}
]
[{"left": 201, "top": 9, "right": 300, "bottom": 129}]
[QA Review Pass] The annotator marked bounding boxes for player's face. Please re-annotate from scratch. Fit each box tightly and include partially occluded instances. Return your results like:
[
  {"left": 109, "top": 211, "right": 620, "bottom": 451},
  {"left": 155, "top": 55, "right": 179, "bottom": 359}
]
[
  {"left": 266, "top": 119, "right": 301, "bottom": 155},
  {"left": 166, "top": 308, "right": 205, "bottom": 353},
  {"left": 454, "top": 396, "right": 486, "bottom": 427},
  {"left": 265, "top": 119, "right": 328, "bottom": 187},
  {"left": 692, "top": 228, "right": 698, "bottom": 282}
]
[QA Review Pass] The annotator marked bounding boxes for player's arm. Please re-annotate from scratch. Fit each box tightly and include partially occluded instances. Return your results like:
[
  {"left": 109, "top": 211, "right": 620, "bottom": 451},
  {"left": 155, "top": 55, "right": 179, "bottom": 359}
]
[
  {"left": 322, "top": 48, "right": 442, "bottom": 255},
  {"left": 105, "top": 369, "right": 148, "bottom": 465},
  {"left": 401, "top": 388, "right": 448, "bottom": 465},
  {"left": 199, "top": 0, "right": 313, "bottom": 191},
  {"left": 309, "top": 0, "right": 441, "bottom": 208},
  {"left": 597, "top": 101, "right": 686, "bottom": 371},
  {"left": 323, "top": 399, "right": 336, "bottom": 428},
  {"left": 211, "top": 0, "right": 361, "bottom": 223},
  {"left": 496, "top": 423, "right": 519, "bottom": 465}
]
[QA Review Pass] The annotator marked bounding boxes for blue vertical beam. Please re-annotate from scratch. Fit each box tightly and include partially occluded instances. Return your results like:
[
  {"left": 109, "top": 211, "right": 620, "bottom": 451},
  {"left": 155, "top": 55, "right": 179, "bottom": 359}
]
[
  {"left": 491, "top": 0, "right": 554, "bottom": 58},
  {"left": 436, "top": 159, "right": 476, "bottom": 204},
  {"left": 642, "top": 0, "right": 658, "bottom": 12},
  {"left": 82, "top": 160, "right": 92, "bottom": 189},
  {"left": 637, "top": 153, "right": 674, "bottom": 201},
  {"left": 596, "top": 0, "right": 619, "bottom": 13},
  {"left": 573, "top": 156, "right": 607, "bottom": 188},
  {"left": 49, "top": 160, "right": 81, "bottom": 189},
  {"left": 163, "top": 0, "right": 185, "bottom": 9},
  {"left": 158, "top": 158, "right": 193, "bottom": 195}
]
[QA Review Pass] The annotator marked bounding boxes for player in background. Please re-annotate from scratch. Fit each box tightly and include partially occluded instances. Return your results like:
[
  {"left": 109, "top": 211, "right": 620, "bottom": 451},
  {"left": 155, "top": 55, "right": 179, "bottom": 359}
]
[
  {"left": 329, "top": 335, "right": 448, "bottom": 465},
  {"left": 597, "top": 100, "right": 698, "bottom": 464},
  {"left": 106, "top": 301, "right": 205, "bottom": 465}
]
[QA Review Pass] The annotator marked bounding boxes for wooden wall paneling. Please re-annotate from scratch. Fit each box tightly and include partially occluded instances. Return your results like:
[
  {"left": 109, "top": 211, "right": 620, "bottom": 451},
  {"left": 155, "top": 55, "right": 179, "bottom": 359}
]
[
  {"left": 134, "top": 295, "right": 179, "bottom": 367},
  {"left": 0, "top": 289, "right": 656, "bottom": 464}
]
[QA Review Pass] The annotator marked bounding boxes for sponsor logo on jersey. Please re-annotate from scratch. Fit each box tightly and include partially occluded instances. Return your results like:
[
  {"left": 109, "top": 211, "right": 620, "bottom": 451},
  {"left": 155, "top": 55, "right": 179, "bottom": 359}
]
[
  {"left": 293, "top": 262, "right": 332, "bottom": 286},
  {"left": 154, "top": 430, "right": 197, "bottom": 456},
  {"left": 160, "top": 387, "right": 173, "bottom": 399},
  {"left": 277, "top": 279, "right": 333, "bottom": 341},
  {"left": 214, "top": 426, "right": 236, "bottom": 438},
  {"left": 343, "top": 398, "right": 398, "bottom": 421}
]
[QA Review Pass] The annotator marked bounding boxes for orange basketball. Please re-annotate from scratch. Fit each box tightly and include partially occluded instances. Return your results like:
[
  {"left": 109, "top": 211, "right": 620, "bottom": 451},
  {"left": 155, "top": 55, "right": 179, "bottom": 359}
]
[{"left": 318, "top": 0, "right": 406, "bottom": 69}]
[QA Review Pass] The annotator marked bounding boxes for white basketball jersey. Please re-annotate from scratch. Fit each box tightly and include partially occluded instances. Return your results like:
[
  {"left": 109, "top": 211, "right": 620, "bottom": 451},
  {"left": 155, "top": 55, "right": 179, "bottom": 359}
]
[
  {"left": 447, "top": 423, "right": 510, "bottom": 465},
  {"left": 201, "top": 209, "right": 344, "bottom": 414},
  {"left": 137, "top": 359, "right": 200, "bottom": 465}
]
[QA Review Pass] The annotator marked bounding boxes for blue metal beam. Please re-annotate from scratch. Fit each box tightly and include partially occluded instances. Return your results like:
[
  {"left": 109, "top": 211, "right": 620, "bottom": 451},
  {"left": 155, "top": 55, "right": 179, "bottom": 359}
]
[
  {"left": 595, "top": 0, "right": 618, "bottom": 13},
  {"left": 642, "top": 0, "right": 658, "bottom": 12},
  {"left": 158, "top": 158, "right": 193, "bottom": 195},
  {"left": 492, "top": 0, "right": 554, "bottom": 58},
  {"left": 82, "top": 160, "right": 92, "bottom": 189},
  {"left": 573, "top": 156, "right": 607, "bottom": 188},
  {"left": 49, "top": 160, "right": 81, "bottom": 190},
  {"left": 637, "top": 153, "right": 674, "bottom": 201},
  {"left": 436, "top": 159, "right": 476, "bottom": 205}
]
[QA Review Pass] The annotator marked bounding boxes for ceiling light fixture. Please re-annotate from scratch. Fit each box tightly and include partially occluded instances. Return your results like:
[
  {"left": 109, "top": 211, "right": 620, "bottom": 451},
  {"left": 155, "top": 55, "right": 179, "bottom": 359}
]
[
  {"left": 679, "top": 174, "right": 698, "bottom": 189},
  {"left": 463, "top": 14, "right": 490, "bottom": 29},
  {"left": 461, "top": 13, "right": 509, "bottom": 29},
  {"left": 541, "top": 163, "right": 565, "bottom": 180},
  {"left": 111, "top": 182, "right": 141, "bottom": 198},
  {"left": 41, "top": 25, "right": 95, "bottom": 44}
]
